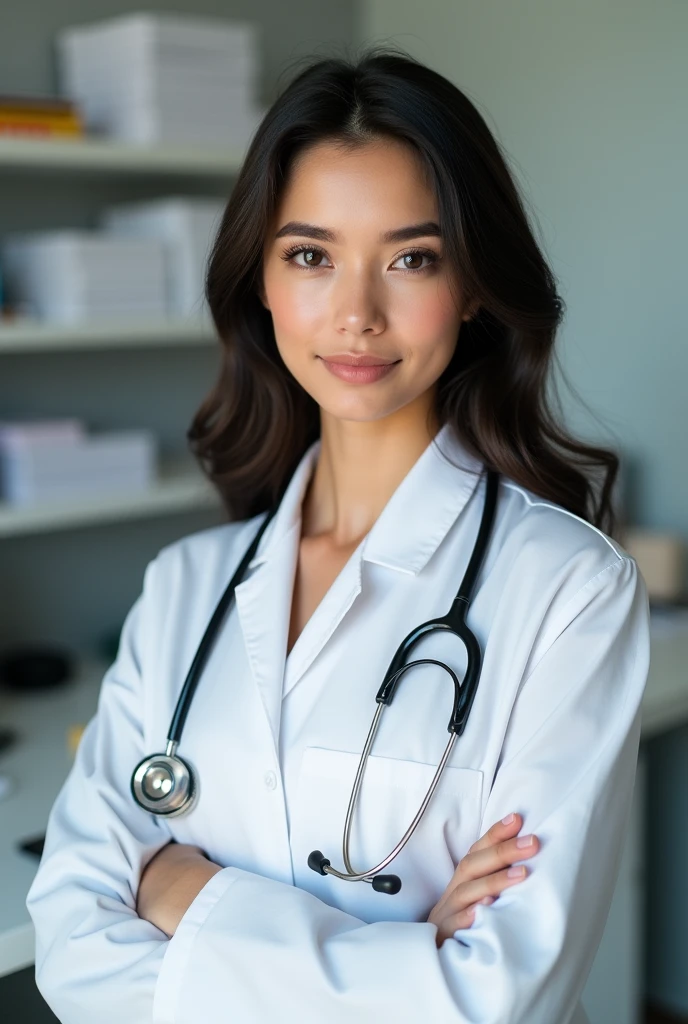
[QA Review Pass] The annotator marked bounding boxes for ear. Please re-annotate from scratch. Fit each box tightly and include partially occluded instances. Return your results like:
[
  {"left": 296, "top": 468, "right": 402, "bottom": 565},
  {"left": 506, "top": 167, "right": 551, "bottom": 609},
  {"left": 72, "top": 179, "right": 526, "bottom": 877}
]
[{"left": 462, "top": 299, "right": 481, "bottom": 322}]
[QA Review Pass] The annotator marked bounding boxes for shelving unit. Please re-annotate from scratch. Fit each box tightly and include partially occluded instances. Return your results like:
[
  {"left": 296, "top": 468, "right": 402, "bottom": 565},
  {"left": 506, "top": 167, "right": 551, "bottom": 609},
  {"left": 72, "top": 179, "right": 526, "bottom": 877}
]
[
  {"left": 0, "top": 464, "right": 220, "bottom": 537},
  {"left": 0, "top": 135, "right": 243, "bottom": 177},
  {"left": 0, "top": 134, "right": 235, "bottom": 622},
  {"left": 0, "top": 316, "right": 217, "bottom": 353}
]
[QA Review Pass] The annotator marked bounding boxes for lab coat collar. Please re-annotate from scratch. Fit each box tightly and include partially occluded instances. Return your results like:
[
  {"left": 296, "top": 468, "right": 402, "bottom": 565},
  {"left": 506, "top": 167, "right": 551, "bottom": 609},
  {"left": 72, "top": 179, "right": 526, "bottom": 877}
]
[
  {"left": 248, "top": 422, "right": 485, "bottom": 577},
  {"left": 235, "top": 422, "right": 484, "bottom": 750},
  {"left": 247, "top": 442, "right": 321, "bottom": 570},
  {"left": 362, "top": 423, "right": 484, "bottom": 575}
]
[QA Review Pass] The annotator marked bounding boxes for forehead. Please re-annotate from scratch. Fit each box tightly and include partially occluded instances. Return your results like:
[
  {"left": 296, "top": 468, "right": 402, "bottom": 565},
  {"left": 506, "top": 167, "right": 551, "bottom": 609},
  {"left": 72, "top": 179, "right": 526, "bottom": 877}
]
[{"left": 273, "top": 138, "right": 438, "bottom": 229}]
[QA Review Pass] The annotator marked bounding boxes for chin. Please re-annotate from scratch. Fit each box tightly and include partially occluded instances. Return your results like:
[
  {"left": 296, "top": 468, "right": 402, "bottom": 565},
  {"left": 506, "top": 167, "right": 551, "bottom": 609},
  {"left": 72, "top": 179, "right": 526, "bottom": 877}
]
[{"left": 316, "top": 393, "right": 415, "bottom": 425}]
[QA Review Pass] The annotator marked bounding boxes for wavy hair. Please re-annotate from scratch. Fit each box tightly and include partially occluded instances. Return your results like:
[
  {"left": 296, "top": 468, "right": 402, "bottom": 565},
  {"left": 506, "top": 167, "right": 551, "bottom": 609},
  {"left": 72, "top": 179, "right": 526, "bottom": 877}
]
[{"left": 190, "top": 48, "right": 620, "bottom": 534}]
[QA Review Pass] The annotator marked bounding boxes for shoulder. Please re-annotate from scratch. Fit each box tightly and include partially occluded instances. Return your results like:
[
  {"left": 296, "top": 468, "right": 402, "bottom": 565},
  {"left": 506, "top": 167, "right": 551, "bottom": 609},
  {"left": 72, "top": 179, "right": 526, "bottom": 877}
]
[
  {"left": 492, "top": 476, "right": 646, "bottom": 652},
  {"left": 141, "top": 514, "right": 266, "bottom": 606},
  {"left": 496, "top": 475, "right": 628, "bottom": 578}
]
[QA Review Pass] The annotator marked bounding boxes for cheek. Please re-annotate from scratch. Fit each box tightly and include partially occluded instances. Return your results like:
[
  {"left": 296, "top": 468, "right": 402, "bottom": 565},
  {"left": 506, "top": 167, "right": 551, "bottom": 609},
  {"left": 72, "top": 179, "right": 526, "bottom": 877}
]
[
  {"left": 264, "top": 274, "right": 326, "bottom": 341},
  {"left": 392, "top": 279, "right": 461, "bottom": 362}
]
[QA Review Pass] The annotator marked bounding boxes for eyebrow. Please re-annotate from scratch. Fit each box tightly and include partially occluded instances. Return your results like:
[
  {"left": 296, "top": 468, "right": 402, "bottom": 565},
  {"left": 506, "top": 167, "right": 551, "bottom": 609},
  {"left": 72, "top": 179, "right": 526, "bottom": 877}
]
[{"left": 273, "top": 220, "right": 442, "bottom": 244}]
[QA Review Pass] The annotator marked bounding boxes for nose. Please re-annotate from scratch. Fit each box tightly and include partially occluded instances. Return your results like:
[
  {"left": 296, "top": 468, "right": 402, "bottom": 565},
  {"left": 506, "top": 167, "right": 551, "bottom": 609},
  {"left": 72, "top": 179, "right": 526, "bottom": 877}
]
[{"left": 332, "top": 265, "right": 387, "bottom": 336}]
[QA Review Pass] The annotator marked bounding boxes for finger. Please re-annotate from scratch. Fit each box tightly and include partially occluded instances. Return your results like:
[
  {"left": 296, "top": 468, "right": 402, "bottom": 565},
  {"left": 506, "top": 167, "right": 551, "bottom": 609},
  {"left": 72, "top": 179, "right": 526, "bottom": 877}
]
[
  {"left": 436, "top": 896, "right": 495, "bottom": 946},
  {"left": 457, "top": 832, "right": 540, "bottom": 887},
  {"left": 469, "top": 813, "right": 522, "bottom": 855},
  {"left": 439, "top": 815, "right": 525, "bottom": 898},
  {"left": 444, "top": 862, "right": 530, "bottom": 916}
]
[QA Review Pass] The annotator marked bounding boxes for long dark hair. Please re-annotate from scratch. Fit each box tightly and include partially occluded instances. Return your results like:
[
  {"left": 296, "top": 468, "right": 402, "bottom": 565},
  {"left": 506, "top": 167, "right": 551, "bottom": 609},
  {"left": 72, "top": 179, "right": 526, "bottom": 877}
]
[{"left": 190, "top": 47, "right": 620, "bottom": 535}]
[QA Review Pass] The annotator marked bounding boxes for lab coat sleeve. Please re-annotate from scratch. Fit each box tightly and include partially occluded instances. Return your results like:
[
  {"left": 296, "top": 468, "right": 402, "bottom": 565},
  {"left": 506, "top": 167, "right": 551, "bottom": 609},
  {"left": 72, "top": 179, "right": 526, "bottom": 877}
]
[
  {"left": 26, "top": 558, "right": 173, "bottom": 1024},
  {"left": 152, "top": 555, "right": 649, "bottom": 1024}
]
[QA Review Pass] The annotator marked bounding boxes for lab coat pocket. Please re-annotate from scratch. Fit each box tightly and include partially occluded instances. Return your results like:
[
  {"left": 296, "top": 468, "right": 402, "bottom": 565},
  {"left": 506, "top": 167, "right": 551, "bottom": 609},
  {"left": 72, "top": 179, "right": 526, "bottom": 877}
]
[{"left": 290, "top": 746, "right": 483, "bottom": 924}]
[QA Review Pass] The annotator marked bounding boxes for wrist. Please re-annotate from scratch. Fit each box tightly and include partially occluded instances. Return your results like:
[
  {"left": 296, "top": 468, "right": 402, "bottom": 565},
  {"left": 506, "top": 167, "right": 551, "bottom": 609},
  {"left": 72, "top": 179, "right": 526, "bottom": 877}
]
[{"left": 161, "top": 860, "right": 223, "bottom": 937}]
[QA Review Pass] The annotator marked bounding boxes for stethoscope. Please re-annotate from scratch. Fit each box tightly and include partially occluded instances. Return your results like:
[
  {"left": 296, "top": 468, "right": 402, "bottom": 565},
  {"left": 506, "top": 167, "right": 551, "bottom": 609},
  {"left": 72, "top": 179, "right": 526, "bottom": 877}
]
[{"left": 132, "top": 464, "right": 500, "bottom": 895}]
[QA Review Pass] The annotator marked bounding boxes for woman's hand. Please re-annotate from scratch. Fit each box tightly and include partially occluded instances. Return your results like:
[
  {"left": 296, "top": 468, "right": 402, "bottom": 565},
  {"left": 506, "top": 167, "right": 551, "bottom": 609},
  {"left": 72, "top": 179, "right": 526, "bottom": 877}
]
[
  {"left": 136, "top": 841, "right": 223, "bottom": 938},
  {"left": 428, "top": 812, "right": 539, "bottom": 947}
]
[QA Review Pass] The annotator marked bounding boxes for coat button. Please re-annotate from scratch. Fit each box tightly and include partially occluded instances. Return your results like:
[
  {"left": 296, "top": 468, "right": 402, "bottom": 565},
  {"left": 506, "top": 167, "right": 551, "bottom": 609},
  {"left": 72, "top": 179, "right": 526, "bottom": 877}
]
[{"left": 264, "top": 770, "right": 277, "bottom": 790}]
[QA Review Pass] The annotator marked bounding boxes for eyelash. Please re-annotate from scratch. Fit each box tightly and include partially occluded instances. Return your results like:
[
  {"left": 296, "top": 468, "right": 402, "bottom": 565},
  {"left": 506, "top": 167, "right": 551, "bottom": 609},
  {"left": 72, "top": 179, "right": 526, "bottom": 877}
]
[{"left": 279, "top": 243, "right": 440, "bottom": 273}]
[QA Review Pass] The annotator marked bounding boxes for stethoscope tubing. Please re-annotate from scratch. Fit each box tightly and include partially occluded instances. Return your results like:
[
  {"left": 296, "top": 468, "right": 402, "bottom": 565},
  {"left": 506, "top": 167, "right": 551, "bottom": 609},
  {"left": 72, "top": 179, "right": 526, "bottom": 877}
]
[{"left": 131, "top": 459, "right": 500, "bottom": 895}]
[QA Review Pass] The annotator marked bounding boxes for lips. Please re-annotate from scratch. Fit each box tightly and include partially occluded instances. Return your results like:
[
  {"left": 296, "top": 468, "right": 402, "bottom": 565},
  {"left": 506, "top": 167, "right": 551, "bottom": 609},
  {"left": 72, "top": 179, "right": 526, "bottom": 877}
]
[
  {"left": 318, "top": 353, "right": 401, "bottom": 384},
  {"left": 321, "top": 353, "right": 397, "bottom": 367}
]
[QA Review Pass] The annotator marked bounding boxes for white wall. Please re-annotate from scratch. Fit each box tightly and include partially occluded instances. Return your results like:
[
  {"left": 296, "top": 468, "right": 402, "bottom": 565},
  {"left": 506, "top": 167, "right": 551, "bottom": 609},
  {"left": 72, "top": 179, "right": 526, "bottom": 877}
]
[{"left": 362, "top": 0, "right": 688, "bottom": 544}]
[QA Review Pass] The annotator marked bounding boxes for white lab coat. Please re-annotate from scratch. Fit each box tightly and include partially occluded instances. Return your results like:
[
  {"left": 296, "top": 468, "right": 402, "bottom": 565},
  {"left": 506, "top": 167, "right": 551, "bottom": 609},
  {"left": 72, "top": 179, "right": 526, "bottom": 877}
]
[{"left": 26, "top": 423, "right": 650, "bottom": 1024}]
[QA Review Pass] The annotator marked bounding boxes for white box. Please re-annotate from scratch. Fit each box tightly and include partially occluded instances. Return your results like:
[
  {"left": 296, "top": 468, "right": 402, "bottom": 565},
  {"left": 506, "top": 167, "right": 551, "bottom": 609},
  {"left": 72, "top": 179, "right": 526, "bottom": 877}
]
[
  {"left": 0, "top": 430, "right": 157, "bottom": 506},
  {"left": 102, "top": 198, "right": 225, "bottom": 316},
  {"left": 0, "top": 232, "right": 167, "bottom": 324},
  {"left": 57, "top": 13, "right": 262, "bottom": 147},
  {"left": 0, "top": 420, "right": 85, "bottom": 448}
]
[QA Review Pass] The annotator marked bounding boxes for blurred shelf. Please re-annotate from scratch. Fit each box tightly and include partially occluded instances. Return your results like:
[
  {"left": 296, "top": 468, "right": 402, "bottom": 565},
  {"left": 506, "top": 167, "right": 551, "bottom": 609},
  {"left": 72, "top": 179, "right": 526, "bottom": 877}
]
[
  {"left": 0, "top": 465, "right": 221, "bottom": 538},
  {"left": 0, "top": 317, "right": 217, "bottom": 353},
  {"left": 0, "top": 135, "right": 244, "bottom": 176}
]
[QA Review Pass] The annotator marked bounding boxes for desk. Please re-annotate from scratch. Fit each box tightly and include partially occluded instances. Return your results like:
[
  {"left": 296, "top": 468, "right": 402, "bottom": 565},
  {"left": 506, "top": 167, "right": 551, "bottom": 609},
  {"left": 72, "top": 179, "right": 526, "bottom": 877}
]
[{"left": 1, "top": 615, "right": 688, "bottom": 986}]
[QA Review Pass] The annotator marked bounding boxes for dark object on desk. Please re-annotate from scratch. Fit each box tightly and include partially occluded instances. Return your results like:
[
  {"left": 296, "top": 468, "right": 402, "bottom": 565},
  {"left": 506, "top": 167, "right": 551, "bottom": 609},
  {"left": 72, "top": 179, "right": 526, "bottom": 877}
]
[
  {"left": 0, "top": 725, "right": 19, "bottom": 755},
  {"left": 0, "top": 648, "right": 73, "bottom": 691},
  {"left": 18, "top": 833, "right": 45, "bottom": 858}
]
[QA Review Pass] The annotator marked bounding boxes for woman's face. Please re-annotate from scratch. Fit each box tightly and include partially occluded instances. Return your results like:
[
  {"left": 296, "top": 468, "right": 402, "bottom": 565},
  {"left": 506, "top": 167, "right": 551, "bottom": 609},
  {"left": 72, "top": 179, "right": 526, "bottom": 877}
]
[{"left": 260, "top": 137, "right": 475, "bottom": 425}]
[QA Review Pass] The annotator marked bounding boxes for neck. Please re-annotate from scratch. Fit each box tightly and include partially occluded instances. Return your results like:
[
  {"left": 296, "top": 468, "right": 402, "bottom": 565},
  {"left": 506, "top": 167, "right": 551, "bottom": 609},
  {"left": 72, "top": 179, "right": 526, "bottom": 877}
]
[{"left": 302, "top": 395, "right": 440, "bottom": 548}]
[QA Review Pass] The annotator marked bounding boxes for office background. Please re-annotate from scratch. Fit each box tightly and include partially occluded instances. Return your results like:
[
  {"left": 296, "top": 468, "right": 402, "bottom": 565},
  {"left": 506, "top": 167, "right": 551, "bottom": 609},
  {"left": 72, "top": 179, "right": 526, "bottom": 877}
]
[{"left": 0, "top": 1, "right": 685, "bottom": 1021}]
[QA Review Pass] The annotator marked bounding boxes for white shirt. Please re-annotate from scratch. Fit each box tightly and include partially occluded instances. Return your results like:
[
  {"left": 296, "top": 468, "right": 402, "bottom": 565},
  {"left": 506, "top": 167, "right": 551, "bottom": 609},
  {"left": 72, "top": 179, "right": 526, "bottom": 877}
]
[{"left": 26, "top": 423, "right": 650, "bottom": 1024}]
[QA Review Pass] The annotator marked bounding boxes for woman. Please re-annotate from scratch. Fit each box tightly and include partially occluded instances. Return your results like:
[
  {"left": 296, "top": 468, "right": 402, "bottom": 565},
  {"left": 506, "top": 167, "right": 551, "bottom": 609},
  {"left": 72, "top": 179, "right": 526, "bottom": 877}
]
[{"left": 27, "top": 50, "right": 649, "bottom": 1024}]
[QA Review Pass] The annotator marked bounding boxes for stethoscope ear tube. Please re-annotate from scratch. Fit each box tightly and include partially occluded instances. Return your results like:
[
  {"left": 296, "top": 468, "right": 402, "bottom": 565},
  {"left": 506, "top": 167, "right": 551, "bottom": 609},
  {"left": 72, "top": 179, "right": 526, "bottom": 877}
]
[
  {"left": 133, "top": 464, "right": 500, "bottom": 900},
  {"left": 131, "top": 507, "right": 279, "bottom": 818},
  {"left": 308, "top": 469, "right": 500, "bottom": 893}
]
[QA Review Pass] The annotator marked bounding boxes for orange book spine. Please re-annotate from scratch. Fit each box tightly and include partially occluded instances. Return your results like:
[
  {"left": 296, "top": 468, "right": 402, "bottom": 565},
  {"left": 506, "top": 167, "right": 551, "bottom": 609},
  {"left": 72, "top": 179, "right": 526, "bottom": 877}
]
[
  {"left": 0, "top": 109, "right": 83, "bottom": 131},
  {"left": 0, "top": 120, "right": 83, "bottom": 137}
]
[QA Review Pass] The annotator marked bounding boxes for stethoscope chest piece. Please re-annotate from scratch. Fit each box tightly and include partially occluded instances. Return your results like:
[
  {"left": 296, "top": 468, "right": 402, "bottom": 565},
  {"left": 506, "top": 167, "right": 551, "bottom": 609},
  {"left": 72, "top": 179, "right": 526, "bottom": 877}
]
[{"left": 131, "top": 743, "right": 198, "bottom": 818}]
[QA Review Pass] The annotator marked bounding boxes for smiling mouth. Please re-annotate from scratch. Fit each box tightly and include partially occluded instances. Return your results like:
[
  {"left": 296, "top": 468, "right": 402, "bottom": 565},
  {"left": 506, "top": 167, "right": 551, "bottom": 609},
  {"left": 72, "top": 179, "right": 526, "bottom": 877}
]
[
  {"left": 318, "top": 354, "right": 401, "bottom": 384},
  {"left": 320, "top": 353, "right": 399, "bottom": 366}
]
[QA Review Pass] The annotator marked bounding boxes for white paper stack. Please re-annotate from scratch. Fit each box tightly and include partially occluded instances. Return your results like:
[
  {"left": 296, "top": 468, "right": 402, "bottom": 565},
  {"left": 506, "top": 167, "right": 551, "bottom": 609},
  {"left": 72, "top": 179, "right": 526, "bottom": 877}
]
[
  {"left": 57, "top": 13, "right": 264, "bottom": 148},
  {"left": 102, "top": 197, "right": 225, "bottom": 316},
  {"left": 0, "top": 421, "right": 157, "bottom": 506},
  {"left": 0, "top": 231, "right": 167, "bottom": 324}
]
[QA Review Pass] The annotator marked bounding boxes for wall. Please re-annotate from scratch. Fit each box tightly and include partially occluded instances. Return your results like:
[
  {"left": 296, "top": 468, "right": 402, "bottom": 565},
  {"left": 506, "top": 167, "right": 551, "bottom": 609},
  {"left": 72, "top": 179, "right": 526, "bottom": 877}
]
[
  {"left": 0, "top": 0, "right": 356, "bottom": 102},
  {"left": 362, "top": 0, "right": 688, "bottom": 543}
]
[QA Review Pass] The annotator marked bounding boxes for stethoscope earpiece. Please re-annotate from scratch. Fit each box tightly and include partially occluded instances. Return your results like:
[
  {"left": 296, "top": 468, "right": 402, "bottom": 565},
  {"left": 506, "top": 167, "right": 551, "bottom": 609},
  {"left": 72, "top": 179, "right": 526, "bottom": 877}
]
[
  {"left": 308, "top": 850, "right": 402, "bottom": 894},
  {"left": 131, "top": 743, "right": 198, "bottom": 818}
]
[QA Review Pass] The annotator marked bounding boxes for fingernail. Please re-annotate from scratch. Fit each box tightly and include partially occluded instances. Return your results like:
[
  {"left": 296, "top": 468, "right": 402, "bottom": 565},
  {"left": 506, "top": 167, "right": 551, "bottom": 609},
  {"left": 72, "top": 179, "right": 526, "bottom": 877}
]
[
  {"left": 466, "top": 906, "right": 476, "bottom": 918},
  {"left": 507, "top": 865, "right": 526, "bottom": 878},
  {"left": 501, "top": 813, "right": 516, "bottom": 825},
  {"left": 480, "top": 896, "right": 495, "bottom": 905},
  {"left": 516, "top": 834, "right": 535, "bottom": 848}
]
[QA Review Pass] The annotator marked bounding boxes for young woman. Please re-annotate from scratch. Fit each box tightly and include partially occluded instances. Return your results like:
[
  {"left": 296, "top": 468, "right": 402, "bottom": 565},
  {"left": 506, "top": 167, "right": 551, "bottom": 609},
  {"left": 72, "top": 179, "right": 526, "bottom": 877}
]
[{"left": 27, "top": 50, "right": 649, "bottom": 1024}]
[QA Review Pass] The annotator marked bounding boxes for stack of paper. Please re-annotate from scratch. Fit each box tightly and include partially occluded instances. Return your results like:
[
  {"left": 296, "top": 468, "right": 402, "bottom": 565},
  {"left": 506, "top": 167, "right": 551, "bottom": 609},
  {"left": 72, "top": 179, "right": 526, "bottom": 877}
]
[
  {"left": 0, "top": 231, "right": 167, "bottom": 324},
  {"left": 0, "top": 421, "right": 157, "bottom": 506},
  {"left": 56, "top": 13, "right": 264, "bottom": 148},
  {"left": 102, "top": 197, "right": 225, "bottom": 316}
]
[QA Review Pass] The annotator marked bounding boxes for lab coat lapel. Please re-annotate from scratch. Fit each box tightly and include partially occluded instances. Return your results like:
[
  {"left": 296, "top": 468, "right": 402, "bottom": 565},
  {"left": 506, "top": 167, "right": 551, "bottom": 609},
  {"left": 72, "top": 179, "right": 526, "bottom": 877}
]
[
  {"left": 234, "top": 527, "right": 300, "bottom": 755},
  {"left": 282, "top": 424, "right": 485, "bottom": 698},
  {"left": 281, "top": 548, "right": 363, "bottom": 698},
  {"left": 233, "top": 443, "right": 320, "bottom": 754}
]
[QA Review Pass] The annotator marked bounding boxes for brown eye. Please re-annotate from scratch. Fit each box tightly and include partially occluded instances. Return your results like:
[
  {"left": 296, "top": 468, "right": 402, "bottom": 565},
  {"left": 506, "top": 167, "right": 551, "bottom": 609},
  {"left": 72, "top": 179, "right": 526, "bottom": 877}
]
[
  {"left": 391, "top": 249, "right": 438, "bottom": 272},
  {"left": 302, "top": 250, "right": 323, "bottom": 266}
]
